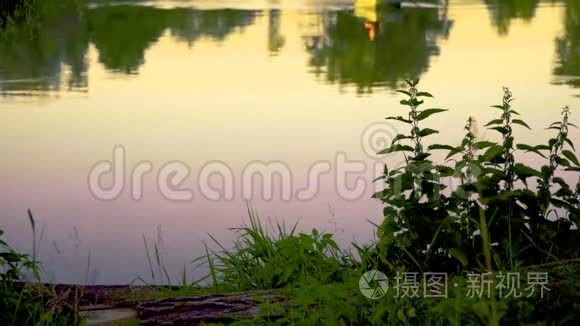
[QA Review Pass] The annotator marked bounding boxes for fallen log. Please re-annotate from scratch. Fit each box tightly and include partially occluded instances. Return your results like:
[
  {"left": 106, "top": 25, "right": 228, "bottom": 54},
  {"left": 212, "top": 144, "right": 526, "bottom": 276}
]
[
  {"left": 138, "top": 290, "right": 286, "bottom": 325},
  {"left": 15, "top": 283, "right": 287, "bottom": 325}
]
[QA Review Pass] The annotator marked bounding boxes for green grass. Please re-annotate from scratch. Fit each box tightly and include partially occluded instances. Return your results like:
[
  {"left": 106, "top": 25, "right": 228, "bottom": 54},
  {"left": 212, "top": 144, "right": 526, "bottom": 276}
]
[
  {"left": 190, "top": 210, "right": 578, "bottom": 325},
  {"left": 186, "top": 212, "right": 578, "bottom": 325},
  {"left": 193, "top": 208, "right": 356, "bottom": 292}
]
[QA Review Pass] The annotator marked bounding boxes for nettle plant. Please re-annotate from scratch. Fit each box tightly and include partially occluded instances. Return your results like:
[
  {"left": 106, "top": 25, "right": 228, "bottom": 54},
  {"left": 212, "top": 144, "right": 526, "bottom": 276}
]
[{"left": 373, "top": 80, "right": 579, "bottom": 274}]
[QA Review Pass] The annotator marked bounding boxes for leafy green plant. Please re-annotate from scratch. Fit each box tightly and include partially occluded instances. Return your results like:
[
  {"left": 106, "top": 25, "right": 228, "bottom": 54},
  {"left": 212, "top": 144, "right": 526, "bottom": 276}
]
[
  {"left": 374, "top": 81, "right": 579, "bottom": 275},
  {"left": 363, "top": 81, "right": 579, "bottom": 325},
  {"left": 0, "top": 212, "right": 75, "bottom": 325},
  {"left": 0, "top": 230, "right": 36, "bottom": 283}
]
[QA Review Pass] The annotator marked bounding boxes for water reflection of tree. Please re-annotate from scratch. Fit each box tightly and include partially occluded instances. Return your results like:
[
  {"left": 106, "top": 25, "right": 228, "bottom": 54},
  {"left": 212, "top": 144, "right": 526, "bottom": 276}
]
[
  {"left": 484, "top": 0, "right": 539, "bottom": 35},
  {"left": 168, "top": 9, "right": 257, "bottom": 45},
  {"left": 304, "top": 7, "right": 452, "bottom": 94},
  {"left": 88, "top": 7, "right": 257, "bottom": 74},
  {"left": 554, "top": 0, "right": 580, "bottom": 88},
  {"left": 0, "top": 7, "right": 257, "bottom": 95},
  {"left": 0, "top": 11, "right": 89, "bottom": 95},
  {"left": 267, "top": 9, "right": 285, "bottom": 55},
  {"left": 87, "top": 6, "right": 168, "bottom": 74}
]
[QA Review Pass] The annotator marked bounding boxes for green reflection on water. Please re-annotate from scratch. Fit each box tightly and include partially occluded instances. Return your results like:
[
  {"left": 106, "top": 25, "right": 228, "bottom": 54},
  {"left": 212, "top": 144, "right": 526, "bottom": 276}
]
[
  {"left": 87, "top": 7, "right": 257, "bottom": 73},
  {"left": 484, "top": 0, "right": 539, "bottom": 35},
  {"left": 0, "top": 1, "right": 578, "bottom": 96},
  {"left": 0, "top": 6, "right": 258, "bottom": 95},
  {"left": 0, "top": 9, "right": 89, "bottom": 94},
  {"left": 554, "top": 0, "right": 579, "bottom": 88},
  {"left": 304, "top": 6, "right": 451, "bottom": 93}
]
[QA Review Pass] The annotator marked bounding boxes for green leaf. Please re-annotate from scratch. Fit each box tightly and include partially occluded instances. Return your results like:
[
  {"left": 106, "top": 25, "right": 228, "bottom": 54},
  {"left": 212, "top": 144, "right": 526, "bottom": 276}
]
[
  {"left": 411, "top": 153, "right": 432, "bottom": 161},
  {"left": 509, "top": 110, "right": 521, "bottom": 115},
  {"left": 553, "top": 177, "right": 571, "bottom": 190},
  {"left": 428, "top": 144, "right": 456, "bottom": 151},
  {"left": 550, "top": 198, "right": 573, "bottom": 209},
  {"left": 400, "top": 98, "right": 421, "bottom": 107},
  {"left": 406, "top": 79, "right": 420, "bottom": 87},
  {"left": 410, "top": 98, "right": 425, "bottom": 106},
  {"left": 418, "top": 128, "right": 439, "bottom": 137},
  {"left": 516, "top": 144, "right": 547, "bottom": 158},
  {"left": 490, "top": 126, "right": 508, "bottom": 135},
  {"left": 564, "top": 167, "right": 580, "bottom": 172},
  {"left": 485, "top": 119, "right": 503, "bottom": 127},
  {"left": 562, "top": 150, "right": 580, "bottom": 166},
  {"left": 372, "top": 189, "right": 388, "bottom": 199},
  {"left": 513, "top": 163, "right": 541, "bottom": 178},
  {"left": 445, "top": 146, "right": 463, "bottom": 159},
  {"left": 474, "top": 141, "right": 496, "bottom": 149},
  {"left": 512, "top": 119, "right": 531, "bottom": 129},
  {"left": 482, "top": 145, "right": 504, "bottom": 161},
  {"left": 386, "top": 116, "right": 412, "bottom": 124},
  {"left": 397, "top": 90, "right": 412, "bottom": 97},
  {"left": 416, "top": 92, "right": 433, "bottom": 98},
  {"left": 0, "top": 252, "right": 25, "bottom": 262},
  {"left": 491, "top": 105, "right": 505, "bottom": 110},
  {"left": 435, "top": 165, "right": 454, "bottom": 176},
  {"left": 397, "top": 309, "right": 407, "bottom": 322},
  {"left": 372, "top": 175, "right": 385, "bottom": 182},
  {"left": 391, "top": 134, "right": 412, "bottom": 144},
  {"left": 416, "top": 108, "right": 447, "bottom": 121},
  {"left": 554, "top": 156, "right": 571, "bottom": 167},
  {"left": 377, "top": 144, "right": 414, "bottom": 155},
  {"left": 564, "top": 138, "right": 576, "bottom": 151},
  {"left": 327, "top": 238, "right": 339, "bottom": 251},
  {"left": 448, "top": 248, "right": 468, "bottom": 267}
]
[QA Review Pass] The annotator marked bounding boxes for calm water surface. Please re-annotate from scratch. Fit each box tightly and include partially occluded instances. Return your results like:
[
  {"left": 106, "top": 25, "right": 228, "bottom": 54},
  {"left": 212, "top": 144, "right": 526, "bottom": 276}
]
[{"left": 0, "top": 0, "right": 578, "bottom": 284}]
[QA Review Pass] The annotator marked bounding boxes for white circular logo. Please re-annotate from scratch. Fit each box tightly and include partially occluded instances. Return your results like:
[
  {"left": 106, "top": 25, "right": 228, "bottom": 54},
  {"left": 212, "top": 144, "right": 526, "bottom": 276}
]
[
  {"left": 360, "top": 121, "right": 399, "bottom": 159},
  {"left": 359, "top": 270, "right": 389, "bottom": 299}
]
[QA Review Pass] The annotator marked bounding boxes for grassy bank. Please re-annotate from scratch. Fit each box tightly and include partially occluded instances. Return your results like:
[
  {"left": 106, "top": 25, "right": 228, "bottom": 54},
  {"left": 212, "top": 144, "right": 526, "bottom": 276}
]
[{"left": 181, "top": 82, "right": 580, "bottom": 324}]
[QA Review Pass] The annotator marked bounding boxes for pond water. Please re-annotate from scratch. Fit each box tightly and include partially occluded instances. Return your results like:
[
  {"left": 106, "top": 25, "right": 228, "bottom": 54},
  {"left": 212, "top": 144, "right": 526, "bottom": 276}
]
[{"left": 0, "top": 0, "right": 578, "bottom": 285}]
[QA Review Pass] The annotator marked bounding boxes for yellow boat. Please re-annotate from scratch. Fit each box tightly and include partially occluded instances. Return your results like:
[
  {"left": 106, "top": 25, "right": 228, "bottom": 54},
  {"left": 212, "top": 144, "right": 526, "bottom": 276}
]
[
  {"left": 354, "top": 0, "right": 442, "bottom": 41},
  {"left": 355, "top": 0, "right": 379, "bottom": 22}
]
